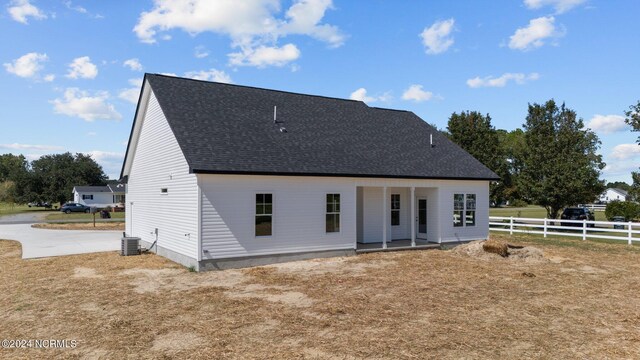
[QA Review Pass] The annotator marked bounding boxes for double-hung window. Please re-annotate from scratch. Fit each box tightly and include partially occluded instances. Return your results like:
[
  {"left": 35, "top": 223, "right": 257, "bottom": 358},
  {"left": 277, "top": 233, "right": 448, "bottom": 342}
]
[
  {"left": 255, "top": 194, "right": 272, "bottom": 236},
  {"left": 391, "top": 194, "right": 400, "bottom": 226},
  {"left": 453, "top": 194, "right": 476, "bottom": 227},
  {"left": 326, "top": 194, "right": 340, "bottom": 233},
  {"left": 82, "top": 194, "right": 93, "bottom": 200}
]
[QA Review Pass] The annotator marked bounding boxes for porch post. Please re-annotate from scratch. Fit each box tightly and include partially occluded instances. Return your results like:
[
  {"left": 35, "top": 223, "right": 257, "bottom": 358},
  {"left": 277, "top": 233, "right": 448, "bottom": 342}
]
[
  {"left": 411, "top": 187, "right": 416, "bottom": 247},
  {"left": 382, "top": 186, "right": 387, "bottom": 249}
]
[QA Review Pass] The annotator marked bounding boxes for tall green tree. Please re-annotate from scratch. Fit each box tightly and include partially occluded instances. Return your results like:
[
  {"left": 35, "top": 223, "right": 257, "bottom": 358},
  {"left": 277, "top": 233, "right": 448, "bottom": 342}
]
[
  {"left": 0, "top": 153, "right": 31, "bottom": 204},
  {"left": 624, "top": 100, "right": 640, "bottom": 200},
  {"left": 446, "top": 111, "right": 510, "bottom": 205},
  {"left": 518, "top": 100, "right": 605, "bottom": 219},
  {"left": 624, "top": 100, "right": 640, "bottom": 143},
  {"left": 30, "top": 153, "right": 108, "bottom": 205}
]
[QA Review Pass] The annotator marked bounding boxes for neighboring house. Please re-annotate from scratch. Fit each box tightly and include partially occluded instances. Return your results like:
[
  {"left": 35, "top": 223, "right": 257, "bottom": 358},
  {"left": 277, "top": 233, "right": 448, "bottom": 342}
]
[
  {"left": 599, "top": 188, "right": 629, "bottom": 203},
  {"left": 72, "top": 182, "right": 126, "bottom": 208},
  {"left": 121, "top": 74, "right": 499, "bottom": 271}
]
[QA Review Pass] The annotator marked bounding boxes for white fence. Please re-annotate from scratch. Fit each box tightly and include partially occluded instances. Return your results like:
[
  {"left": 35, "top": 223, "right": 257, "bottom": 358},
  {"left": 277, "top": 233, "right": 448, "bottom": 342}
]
[
  {"left": 580, "top": 204, "right": 606, "bottom": 212},
  {"left": 489, "top": 216, "right": 640, "bottom": 245}
]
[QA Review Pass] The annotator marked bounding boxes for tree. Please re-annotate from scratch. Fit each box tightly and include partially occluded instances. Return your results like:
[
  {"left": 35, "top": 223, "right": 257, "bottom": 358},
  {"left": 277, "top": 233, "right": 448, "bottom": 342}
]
[
  {"left": 446, "top": 111, "right": 510, "bottom": 205},
  {"left": 30, "top": 153, "right": 108, "bottom": 205},
  {"left": 518, "top": 100, "right": 605, "bottom": 219},
  {"left": 605, "top": 181, "right": 631, "bottom": 192},
  {"left": 624, "top": 101, "right": 640, "bottom": 201},
  {"left": 0, "top": 154, "right": 31, "bottom": 204},
  {"left": 629, "top": 172, "right": 640, "bottom": 202},
  {"left": 497, "top": 128, "right": 526, "bottom": 203},
  {"left": 624, "top": 100, "right": 640, "bottom": 143},
  {"left": 605, "top": 200, "right": 640, "bottom": 221}
]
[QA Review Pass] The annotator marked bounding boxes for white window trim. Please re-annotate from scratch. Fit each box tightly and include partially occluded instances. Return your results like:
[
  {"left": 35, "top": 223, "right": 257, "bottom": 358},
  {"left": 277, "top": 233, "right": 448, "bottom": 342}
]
[
  {"left": 454, "top": 193, "right": 477, "bottom": 228},
  {"left": 325, "top": 192, "right": 341, "bottom": 234},
  {"left": 255, "top": 192, "right": 273, "bottom": 238}
]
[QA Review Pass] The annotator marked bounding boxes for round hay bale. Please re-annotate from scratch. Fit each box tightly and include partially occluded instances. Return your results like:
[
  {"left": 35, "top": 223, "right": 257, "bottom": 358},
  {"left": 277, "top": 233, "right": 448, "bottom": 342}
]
[{"left": 482, "top": 239, "right": 508, "bottom": 257}]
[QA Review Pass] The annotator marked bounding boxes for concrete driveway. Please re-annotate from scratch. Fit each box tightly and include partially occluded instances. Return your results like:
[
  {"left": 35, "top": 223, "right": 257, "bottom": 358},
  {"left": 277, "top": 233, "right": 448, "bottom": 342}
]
[{"left": 0, "top": 224, "right": 121, "bottom": 259}]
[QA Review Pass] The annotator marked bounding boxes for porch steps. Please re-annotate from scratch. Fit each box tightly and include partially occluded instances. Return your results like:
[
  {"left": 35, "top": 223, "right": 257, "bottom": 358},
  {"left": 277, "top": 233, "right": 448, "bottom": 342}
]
[{"left": 355, "top": 243, "right": 440, "bottom": 254}]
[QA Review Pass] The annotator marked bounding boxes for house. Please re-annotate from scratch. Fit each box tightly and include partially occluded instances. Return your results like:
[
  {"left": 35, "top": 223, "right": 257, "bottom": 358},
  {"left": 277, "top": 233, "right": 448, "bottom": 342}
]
[
  {"left": 599, "top": 188, "right": 629, "bottom": 203},
  {"left": 72, "top": 182, "right": 125, "bottom": 208},
  {"left": 120, "top": 74, "right": 499, "bottom": 271}
]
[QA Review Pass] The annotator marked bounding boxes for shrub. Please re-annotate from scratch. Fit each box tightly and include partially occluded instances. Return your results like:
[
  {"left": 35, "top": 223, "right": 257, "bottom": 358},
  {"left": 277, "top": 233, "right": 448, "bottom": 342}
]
[{"left": 605, "top": 200, "right": 640, "bottom": 221}]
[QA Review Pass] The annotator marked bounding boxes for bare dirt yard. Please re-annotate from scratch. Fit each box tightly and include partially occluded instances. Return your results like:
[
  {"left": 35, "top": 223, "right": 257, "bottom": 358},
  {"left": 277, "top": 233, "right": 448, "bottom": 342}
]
[
  {"left": 1, "top": 234, "right": 639, "bottom": 359},
  {"left": 31, "top": 222, "right": 125, "bottom": 231}
]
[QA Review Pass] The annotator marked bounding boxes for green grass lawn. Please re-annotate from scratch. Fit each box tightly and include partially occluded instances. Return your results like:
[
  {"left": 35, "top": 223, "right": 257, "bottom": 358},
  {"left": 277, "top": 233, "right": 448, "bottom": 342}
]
[
  {"left": 497, "top": 232, "right": 640, "bottom": 249},
  {"left": 45, "top": 211, "right": 126, "bottom": 221},
  {"left": 489, "top": 205, "right": 607, "bottom": 221},
  {"left": 0, "top": 203, "right": 51, "bottom": 217}
]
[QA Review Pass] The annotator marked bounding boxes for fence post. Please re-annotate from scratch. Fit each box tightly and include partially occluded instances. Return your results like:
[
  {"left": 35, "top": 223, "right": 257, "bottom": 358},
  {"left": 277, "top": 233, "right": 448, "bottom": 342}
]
[
  {"left": 582, "top": 219, "right": 587, "bottom": 241},
  {"left": 509, "top": 216, "right": 514, "bottom": 235},
  {"left": 629, "top": 222, "right": 633, "bottom": 246},
  {"left": 543, "top": 218, "right": 547, "bottom": 238}
]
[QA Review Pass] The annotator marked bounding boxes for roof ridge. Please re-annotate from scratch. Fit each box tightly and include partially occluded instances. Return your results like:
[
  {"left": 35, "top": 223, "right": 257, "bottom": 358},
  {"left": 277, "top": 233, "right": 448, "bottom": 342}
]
[{"left": 146, "top": 73, "right": 368, "bottom": 106}]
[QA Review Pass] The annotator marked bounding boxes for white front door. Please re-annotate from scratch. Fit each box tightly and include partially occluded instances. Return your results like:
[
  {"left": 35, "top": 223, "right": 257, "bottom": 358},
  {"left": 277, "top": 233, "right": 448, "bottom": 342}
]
[{"left": 417, "top": 197, "right": 427, "bottom": 239}]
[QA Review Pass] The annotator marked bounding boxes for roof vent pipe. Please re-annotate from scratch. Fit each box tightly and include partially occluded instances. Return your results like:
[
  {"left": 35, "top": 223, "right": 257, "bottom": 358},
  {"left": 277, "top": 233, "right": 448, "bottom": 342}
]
[
  {"left": 430, "top": 133, "right": 434, "bottom": 148},
  {"left": 273, "top": 106, "right": 277, "bottom": 124}
]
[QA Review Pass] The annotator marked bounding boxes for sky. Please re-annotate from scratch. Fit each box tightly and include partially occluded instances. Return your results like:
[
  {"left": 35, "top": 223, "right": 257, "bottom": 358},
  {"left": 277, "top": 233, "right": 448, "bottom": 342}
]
[{"left": 0, "top": 0, "right": 639, "bottom": 183}]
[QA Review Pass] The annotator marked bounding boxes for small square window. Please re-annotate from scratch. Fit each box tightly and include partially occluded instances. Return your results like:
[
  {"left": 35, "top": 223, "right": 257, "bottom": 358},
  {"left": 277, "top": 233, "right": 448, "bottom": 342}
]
[{"left": 161, "top": 188, "right": 168, "bottom": 194}]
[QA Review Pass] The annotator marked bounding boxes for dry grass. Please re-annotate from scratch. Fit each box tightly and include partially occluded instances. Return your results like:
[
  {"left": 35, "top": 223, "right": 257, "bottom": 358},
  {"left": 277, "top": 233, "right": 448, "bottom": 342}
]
[
  {"left": 31, "top": 223, "right": 125, "bottom": 231},
  {"left": 1, "top": 234, "right": 640, "bottom": 359}
]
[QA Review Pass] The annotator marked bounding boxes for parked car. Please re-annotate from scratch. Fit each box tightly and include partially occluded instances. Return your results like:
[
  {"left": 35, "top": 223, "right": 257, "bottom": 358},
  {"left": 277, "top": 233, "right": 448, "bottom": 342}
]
[
  {"left": 612, "top": 216, "right": 626, "bottom": 230},
  {"left": 560, "top": 207, "right": 595, "bottom": 227},
  {"left": 60, "top": 203, "right": 91, "bottom": 214},
  {"left": 28, "top": 201, "right": 51, "bottom": 208}
]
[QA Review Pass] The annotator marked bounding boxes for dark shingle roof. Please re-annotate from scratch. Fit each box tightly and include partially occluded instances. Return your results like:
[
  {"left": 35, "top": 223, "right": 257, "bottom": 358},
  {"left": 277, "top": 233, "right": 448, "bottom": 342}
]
[
  {"left": 73, "top": 186, "right": 110, "bottom": 193},
  {"left": 136, "top": 74, "right": 498, "bottom": 180}
]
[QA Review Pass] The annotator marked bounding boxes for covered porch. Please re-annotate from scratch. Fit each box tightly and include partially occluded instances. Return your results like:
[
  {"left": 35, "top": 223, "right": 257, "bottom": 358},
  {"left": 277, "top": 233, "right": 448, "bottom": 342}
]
[{"left": 356, "top": 185, "right": 441, "bottom": 251}]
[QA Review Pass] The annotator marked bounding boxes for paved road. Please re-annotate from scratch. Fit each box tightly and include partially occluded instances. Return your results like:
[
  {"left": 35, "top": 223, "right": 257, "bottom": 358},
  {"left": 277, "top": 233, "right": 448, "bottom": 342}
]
[
  {"left": 0, "top": 211, "right": 49, "bottom": 224},
  {"left": 0, "top": 224, "right": 121, "bottom": 259}
]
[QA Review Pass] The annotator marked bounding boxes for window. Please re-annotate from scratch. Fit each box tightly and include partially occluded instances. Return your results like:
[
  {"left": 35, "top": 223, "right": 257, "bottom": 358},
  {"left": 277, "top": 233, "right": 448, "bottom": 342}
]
[
  {"left": 160, "top": 188, "right": 168, "bottom": 194},
  {"left": 82, "top": 194, "right": 93, "bottom": 200},
  {"left": 326, "top": 194, "right": 340, "bottom": 233},
  {"left": 466, "top": 194, "right": 476, "bottom": 227},
  {"left": 454, "top": 194, "right": 464, "bottom": 227},
  {"left": 391, "top": 194, "right": 400, "bottom": 226},
  {"left": 114, "top": 194, "right": 125, "bottom": 203},
  {"left": 255, "top": 193, "right": 272, "bottom": 236},
  {"left": 454, "top": 194, "right": 476, "bottom": 227}
]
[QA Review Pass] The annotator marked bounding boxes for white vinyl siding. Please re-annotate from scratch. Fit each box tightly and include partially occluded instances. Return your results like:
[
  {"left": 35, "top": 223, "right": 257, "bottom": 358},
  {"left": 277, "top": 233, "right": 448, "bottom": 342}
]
[
  {"left": 75, "top": 191, "right": 116, "bottom": 207},
  {"left": 125, "top": 90, "right": 199, "bottom": 259},
  {"left": 199, "top": 175, "right": 356, "bottom": 260}
]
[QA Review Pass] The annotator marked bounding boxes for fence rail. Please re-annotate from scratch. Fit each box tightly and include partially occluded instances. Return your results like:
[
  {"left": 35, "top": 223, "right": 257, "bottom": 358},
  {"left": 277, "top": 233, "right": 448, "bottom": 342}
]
[
  {"left": 579, "top": 204, "right": 607, "bottom": 211},
  {"left": 489, "top": 216, "right": 640, "bottom": 244}
]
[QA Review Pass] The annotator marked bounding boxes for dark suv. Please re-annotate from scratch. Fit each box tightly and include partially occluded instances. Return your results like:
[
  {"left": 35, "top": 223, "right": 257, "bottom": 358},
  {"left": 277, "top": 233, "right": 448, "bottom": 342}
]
[
  {"left": 561, "top": 207, "right": 595, "bottom": 227},
  {"left": 60, "top": 203, "right": 91, "bottom": 214}
]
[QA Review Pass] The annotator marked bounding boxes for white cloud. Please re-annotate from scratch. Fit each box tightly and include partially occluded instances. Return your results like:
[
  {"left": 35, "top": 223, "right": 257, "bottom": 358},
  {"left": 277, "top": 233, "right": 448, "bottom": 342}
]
[
  {"left": 228, "top": 43, "right": 300, "bottom": 67},
  {"left": 611, "top": 144, "right": 640, "bottom": 160},
  {"left": 194, "top": 46, "right": 209, "bottom": 58},
  {"left": 66, "top": 56, "right": 98, "bottom": 79},
  {"left": 184, "top": 69, "right": 233, "bottom": 83},
  {"left": 43, "top": 74, "right": 55, "bottom": 82},
  {"left": 0, "top": 143, "right": 63, "bottom": 151},
  {"left": 509, "top": 16, "right": 563, "bottom": 51},
  {"left": 7, "top": 0, "right": 47, "bottom": 24},
  {"left": 467, "top": 72, "right": 540, "bottom": 88},
  {"left": 586, "top": 115, "right": 629, "bottom": 134},
  {"left": 64, "top": 0, "right": 86, "bottom": 13},
  {"left": 118, "top": 78, "right": 144, "bottom": 104},
  {"left": 523, "top": 0, "right": 586, "bottom": 14},
  {"left": 51, "top": 88, "right": 121, "bottom": 121},
  {"left": 349, "top": 88, "right": 391, "bottom": 103},
  {"left": 133, "top": 0, "right": 344, "bottom": 67},
  {"left": 420, "top": 18, "right": 455, "bottom": 55},
  {"left": 350, "top": 88, "right": 374, "bottom": 102},
  {"left": 401, "top": 85, "right": 433, "bottom": 102},
  {"left": 3, "top": 52, "right": 48, "bottom": 78},
  {"left": 123, "top": 58, "right": 143, "bottom": 71},
  {"left": 87, "top": 132, "right": 97, "bottom": 136}
]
